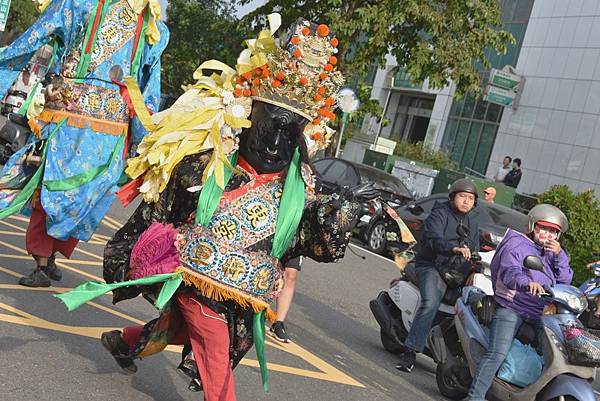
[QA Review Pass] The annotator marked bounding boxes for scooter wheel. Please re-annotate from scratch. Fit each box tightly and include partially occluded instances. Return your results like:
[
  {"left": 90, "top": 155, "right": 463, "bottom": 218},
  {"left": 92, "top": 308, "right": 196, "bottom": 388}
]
[
  {"left": 380, "top": 329, "right": 404, "bottom": 354},
  {"left": 435, "top": 363, "right": 468, "bottom": 400}
]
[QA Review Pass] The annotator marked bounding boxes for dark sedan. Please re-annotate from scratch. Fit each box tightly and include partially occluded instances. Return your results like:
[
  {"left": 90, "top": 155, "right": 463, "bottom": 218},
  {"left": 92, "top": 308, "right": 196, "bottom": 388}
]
[
  {"left": 392, "top": 193, "right": 529, "bottom": 254},
  {"left": 312, "top": 157, "right": 414, "bottom": 251}
]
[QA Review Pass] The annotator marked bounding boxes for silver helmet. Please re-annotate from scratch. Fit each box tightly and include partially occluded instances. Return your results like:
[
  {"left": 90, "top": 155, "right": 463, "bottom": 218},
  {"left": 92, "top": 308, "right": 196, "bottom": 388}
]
[{"left": 527, "top": 204, "right": 569, "bottom": 235}]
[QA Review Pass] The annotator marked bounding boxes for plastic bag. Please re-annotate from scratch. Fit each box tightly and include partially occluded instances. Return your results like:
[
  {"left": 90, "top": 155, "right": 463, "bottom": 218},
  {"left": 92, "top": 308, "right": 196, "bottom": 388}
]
[{"left": 497, "top": 339, "right": 544, "bottom": 387}]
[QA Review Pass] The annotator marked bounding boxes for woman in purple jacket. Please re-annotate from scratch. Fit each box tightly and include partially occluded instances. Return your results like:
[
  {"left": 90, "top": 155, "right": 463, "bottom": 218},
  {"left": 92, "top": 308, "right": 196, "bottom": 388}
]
[{"left": 468, "top": 204, "right": 573, "bottom": 401}]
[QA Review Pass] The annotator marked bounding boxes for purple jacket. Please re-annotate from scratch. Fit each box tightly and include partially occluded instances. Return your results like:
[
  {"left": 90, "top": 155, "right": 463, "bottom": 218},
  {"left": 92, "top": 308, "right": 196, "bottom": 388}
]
[{"left": 492, "top": 229, "right": 573, "bottom": 320}]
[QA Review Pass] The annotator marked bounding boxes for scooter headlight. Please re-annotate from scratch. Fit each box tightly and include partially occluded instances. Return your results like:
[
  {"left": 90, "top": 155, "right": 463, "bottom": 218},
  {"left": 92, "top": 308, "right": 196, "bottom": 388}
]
[{"left": 565, "top": 292, "right": 588, "bottom": 315}]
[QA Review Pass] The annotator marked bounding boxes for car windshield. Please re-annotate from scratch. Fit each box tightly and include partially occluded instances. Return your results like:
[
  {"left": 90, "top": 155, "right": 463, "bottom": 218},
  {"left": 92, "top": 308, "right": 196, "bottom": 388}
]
[
  {"left": 353, "top": 164, "right": 412, "bottom": 199},
  {"left": 313, "top": 159, "right": 361, "bottom": 187}
]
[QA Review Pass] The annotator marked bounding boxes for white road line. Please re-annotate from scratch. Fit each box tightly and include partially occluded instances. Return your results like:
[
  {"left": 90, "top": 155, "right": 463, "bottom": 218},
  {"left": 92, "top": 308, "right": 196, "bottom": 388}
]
[{"left": 348, "top": 243, "right": 395, "bottom": 265}]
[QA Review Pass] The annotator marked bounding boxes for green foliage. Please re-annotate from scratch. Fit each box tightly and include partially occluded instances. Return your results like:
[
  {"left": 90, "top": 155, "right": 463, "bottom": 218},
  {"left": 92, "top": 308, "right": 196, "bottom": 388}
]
[
  {"left": 393, "top": 141, "right": 457, "bottom": 171},
  {"left": 241, "top": 0, "right": 514, "bottom": 97},
  {"left": 537, "top": 185, "right": 600, "bottom": 285},
  {"left": 162, "top": 0, "right": 245, "bottom": 95},
  {"left": 1, "top": 0, "right": 39, "bottom": 46}
]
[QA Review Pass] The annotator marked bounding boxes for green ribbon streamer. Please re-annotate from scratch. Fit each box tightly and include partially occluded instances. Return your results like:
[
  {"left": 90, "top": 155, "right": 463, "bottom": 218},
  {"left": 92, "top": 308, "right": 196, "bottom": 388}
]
[
  {"left": 43, "top": 135, "right": 125, "bottom": 191},
  {"left": 270, "top": 148, "right": 305, "bottom": 259},
  {"left": 195, "top": 153, "right": 238, "bottom": 226},
  {"left": 253, "top": 310, "right": 269, "bottom": 392},
  {"left": 0, "top": 119, "right": 66, "bottom": 220},
  {"left": 74, "top": 0, "right": 112, "bottom": 83},
  {"left": 54, "top": 271, "right": 183, "bottom": 311},
  {"left": 130, "top": 9, "right": 149, "bottom": 78}
]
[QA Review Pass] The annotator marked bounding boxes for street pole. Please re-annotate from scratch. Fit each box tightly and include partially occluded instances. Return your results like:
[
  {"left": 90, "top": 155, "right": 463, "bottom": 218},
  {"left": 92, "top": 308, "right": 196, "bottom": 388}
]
[
  {"left": 374, "top": 76, "right": 394, "bottom": 147},
  {"left": 334, "top": 112, "right": 348, "bottom": 158}
]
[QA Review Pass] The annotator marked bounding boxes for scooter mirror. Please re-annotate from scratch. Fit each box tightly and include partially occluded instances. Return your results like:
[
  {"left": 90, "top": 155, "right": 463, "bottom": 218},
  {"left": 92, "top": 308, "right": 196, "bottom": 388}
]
[{"left": 523, "top": 255, "right": 544, "bottom": 271}]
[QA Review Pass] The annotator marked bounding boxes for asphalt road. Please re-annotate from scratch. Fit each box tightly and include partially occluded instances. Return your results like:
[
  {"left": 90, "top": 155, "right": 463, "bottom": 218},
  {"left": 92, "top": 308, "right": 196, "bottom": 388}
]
[{"left": 0, "top": 202, "right": 597, "bottom": 401}]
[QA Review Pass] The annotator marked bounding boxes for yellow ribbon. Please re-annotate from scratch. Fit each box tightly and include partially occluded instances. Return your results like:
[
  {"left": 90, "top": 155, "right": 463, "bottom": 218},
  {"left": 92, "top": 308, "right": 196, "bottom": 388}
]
[
  {"left": 126, "top": 0, "right": 162, "bottom": 45},
  {"left": 236, "top": 13, "right": 281, "bottom": 75}
]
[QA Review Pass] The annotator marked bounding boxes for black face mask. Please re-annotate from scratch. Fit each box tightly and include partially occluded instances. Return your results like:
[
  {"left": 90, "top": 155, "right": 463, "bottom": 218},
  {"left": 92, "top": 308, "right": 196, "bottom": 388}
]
[{"left": 239, "top": 101, "right": 309, "bottom": 174}]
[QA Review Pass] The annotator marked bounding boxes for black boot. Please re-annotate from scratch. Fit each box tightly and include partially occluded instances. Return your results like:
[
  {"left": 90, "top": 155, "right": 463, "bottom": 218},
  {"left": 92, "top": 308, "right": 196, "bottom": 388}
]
[
  {"left": 395, "top": 349, "right": 416, "bottom": 373},
  {"left": 18, "top": 268, "right": 51, "bottom": 287},
  {"left": 101, "top": 330, "right": 137, "bottom": 374},
  {"left": 44, "top": 254, "right": 62, "bottom": 281}
]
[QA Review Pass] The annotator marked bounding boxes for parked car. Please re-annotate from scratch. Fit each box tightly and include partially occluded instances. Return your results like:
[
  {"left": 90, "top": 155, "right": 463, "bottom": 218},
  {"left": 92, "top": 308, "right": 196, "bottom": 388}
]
[
  {"left": 387, "top": 193, "right": 529, "bottom": 255},
  {"left": 312, "top": 157, "right": 414, "bottom": 251}
]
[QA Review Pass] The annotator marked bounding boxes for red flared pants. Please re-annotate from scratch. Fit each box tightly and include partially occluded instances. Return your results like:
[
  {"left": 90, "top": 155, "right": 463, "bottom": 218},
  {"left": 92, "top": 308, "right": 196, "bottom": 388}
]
[
  {"left": 122, "top": 292, "right": 236, "bottom": 401},
  {"left": 25, "top": 196, "right": 79, "bottom": 258}
]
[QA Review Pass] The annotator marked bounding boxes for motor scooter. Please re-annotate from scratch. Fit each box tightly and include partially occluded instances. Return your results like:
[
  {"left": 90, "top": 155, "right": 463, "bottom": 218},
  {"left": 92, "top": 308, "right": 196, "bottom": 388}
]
[
  {"left": 369, "top": 223, "right": 493, "bottom": 356},
  {"left": 430, "top": 256, "right": 597, "bottom": 401}
]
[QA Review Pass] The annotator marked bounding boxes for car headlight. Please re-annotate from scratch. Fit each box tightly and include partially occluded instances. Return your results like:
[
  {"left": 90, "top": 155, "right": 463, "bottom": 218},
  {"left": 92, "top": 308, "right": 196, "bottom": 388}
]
[{"left": 565, "top": 293, "right": 588, "bottom": 314}]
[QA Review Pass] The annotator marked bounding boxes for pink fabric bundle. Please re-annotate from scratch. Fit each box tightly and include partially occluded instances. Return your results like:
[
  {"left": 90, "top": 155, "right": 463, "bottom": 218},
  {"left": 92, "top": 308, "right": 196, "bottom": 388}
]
[{"left": 129, "top": 222, "right": 181, "bottom": 279}]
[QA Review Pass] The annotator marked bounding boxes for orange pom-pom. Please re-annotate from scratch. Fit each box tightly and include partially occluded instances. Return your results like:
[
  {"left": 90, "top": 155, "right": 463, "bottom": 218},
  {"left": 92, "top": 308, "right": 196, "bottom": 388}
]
[
  {"left": 330, "top": 37, "right": 339, "bottom": 47},
  {"left": 302, "top": 27, "right": 310, "bottom": 36},
  {"left": 251, "top": 88, "right": 259, "bottom": 96},
  {"left": 330, "top": 113, "right": 336, "bottom": 122},
  {"left": 314, "top": 94, "right": 323, "bottom": 102},
  {"left": 311, "top": 132, "right": 324, "bottom": 141},
  {"left": 325, "top": 97, "right": 335, "bottom": 107},
  {"left": 243, "top": 89, "right": 251, "bottom": 97},
  {"left": 324, "top": 63, "right": 334, "bottom": 72},
  {"left": 312, "top": 118, "right": 321, "bottom": 125},
  {"left": 275, "top": 70, "right": 285, "bottom": 81},
  {"left": 316, "top": 24, "right": 330, "bottom": 37},
  {"left": 233, "top": 88, "right": 243, "bottom": 97},
  {"left": 261, "top": 68, "right": 270, "bottom": 77},
  {"left": 318, "top": 108, "right": 328, "bottom": 117},
  {"left": 236, "top": 76, "right": 244, "bottom": 84},
  {"left": 319, "top": 72, "right": 328, "bottom": 80},
  {"left": 317, "top": 86, "right": 326, "bottom": 95},
  {"left": 243, "top": 71, "right": 253, "bottom": 80},
  {"left": 299, "top": 76, "right": 308, "bottom": 86},
  {"left": 291, "top": 36, "right": 300, "bottom": 45},
  {"left": 252, "top": 78, "right": 261, "bottom": 87},
  {"left": 293, "top": 49, "right": 302, "bottom": 59},
  {"left": 328, "top": 56, "right": 337, "bottom": 65},
  {"left": 272, "top": 79, "right": 282, "bottom": 88},
  {"left": 254, "top": 68, "right": 263, "bottom": 76}
]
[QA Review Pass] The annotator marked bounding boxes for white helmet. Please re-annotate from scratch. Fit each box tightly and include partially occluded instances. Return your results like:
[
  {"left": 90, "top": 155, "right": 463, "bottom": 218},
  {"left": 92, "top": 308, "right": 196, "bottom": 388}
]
[{"left": 527, "top": 204, "right": 568, "bottom": 236}]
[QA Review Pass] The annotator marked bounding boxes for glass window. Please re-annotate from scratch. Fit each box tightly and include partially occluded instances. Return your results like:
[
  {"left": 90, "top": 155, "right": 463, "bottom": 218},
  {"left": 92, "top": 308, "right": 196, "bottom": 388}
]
[
  {"left": 441, "top": 119, "right": 458, "bottom": 151},
  {"left": 461, "top": 122, "right": 482, "bottom": 169},
  {"left": 473, "top": 99, "right": 487, "bottom": 120},
  {"left": 473, "top": 124, "right": 498, "bottom": 174},
  {"left": 451, "top": 121, "right": 470, "bottom": 162},
  {"left": 486, "top": 103, "right": 502, "bottom": 122},
  {"left": 462, "top": 94, "right": 476, "bottom": 118},
  {"left": 314, "top": 159, "right": 360, "bottom": 186}
]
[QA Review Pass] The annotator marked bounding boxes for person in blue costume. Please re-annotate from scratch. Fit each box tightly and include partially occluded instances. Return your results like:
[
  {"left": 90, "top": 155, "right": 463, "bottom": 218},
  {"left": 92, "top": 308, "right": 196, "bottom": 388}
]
[{"left": 0, "top": 0, "right": 168, "bottom": 287}]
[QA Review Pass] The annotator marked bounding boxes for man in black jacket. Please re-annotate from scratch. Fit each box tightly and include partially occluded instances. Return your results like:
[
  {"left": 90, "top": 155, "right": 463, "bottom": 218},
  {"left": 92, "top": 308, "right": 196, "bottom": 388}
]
[
  {"left": 504, "top": 158, "right": 522, "bottom": 188},
  {"left": 396, "top": 179, "right": 480, "bottom": 372}
]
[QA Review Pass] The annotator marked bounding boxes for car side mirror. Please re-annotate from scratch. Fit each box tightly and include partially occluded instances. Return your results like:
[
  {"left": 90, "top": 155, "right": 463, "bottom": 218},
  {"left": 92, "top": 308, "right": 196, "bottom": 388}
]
[
  {"left": 523, "top": 255, "right": 544, "bottom": 271},
  {"left": 408, "top": 204, "right": 423, "bottom": 216}
]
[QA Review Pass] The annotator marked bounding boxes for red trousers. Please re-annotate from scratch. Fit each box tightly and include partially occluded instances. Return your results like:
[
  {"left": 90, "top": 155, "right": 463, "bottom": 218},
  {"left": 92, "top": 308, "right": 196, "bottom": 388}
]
[
  {"left": 122, "top": 292, "right": 236, "bottom": 401},
  {"left": 26, "top": 197, "right": 79, "bottom": 258}
]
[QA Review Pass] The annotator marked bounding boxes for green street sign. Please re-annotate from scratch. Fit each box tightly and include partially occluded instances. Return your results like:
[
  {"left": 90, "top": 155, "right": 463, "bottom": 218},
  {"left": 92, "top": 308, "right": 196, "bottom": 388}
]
[
  {"left": 484, "top": 85, "right": 516, "bottom": 107},
  {"left": 0, "top": 0, "right": 11, "bottom": 32},
  {"left": 489, "top": 68, "right": 521, "bottom": 91}
]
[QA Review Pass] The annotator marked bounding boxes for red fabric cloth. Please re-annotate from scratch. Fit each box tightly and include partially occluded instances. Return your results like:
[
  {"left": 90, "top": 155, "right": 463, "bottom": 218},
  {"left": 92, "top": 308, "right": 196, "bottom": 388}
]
[
  {"left": 122, "top": 292, "right": 236, "bottom": 401},
  {"left": 26, "top": 198, "right": 79, "bottom": 258}
]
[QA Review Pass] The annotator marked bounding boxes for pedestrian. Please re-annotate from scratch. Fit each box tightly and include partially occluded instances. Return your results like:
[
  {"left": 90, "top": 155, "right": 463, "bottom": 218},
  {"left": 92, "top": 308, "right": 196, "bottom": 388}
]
[
  {"left": 57, "top": 17, "right": 377, "bottom": 401},
  {"left": 467, "top": 204, "right": 572, "bottom": 401},
  {"left": 494, "top": 156, "right": 512, "bottom": 182},
  {"left": 396, "top": 178, "right": 480, "bottom": 373},
  {"left": 483, "top": 187, "right": 496, "bottom": 203},
  {"left": 504, "top": 158, "right": 522, "bottom": 188},
  {"left": 0, "top": 0, "right": 168, "bottom": 287},
  {"left": 270, "top": 257, "right": 302, "bottom": 343}
]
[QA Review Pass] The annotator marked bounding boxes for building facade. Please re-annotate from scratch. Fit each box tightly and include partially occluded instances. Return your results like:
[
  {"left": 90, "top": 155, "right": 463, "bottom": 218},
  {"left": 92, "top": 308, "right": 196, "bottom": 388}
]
[
  {"left": 486, "top": 0, "right": 600, "bottom": 197},
  {"left": 348, "top": 0, "right": 600, "bottom": 197}
]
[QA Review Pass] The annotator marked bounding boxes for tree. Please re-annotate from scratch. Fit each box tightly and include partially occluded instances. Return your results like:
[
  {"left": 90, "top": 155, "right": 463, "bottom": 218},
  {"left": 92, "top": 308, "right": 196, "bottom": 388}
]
[
  {"left": 241, "top": 0, "right": 514, "bottom": 154},
  {"left": 162, "top": 0, "right": 245, "bottom": 95},
  {"left": 241, "top": 0, "right": 513, "bottom": 97},
  {"left": 1, "top": 0, "right": 40, "bottom": 46}
]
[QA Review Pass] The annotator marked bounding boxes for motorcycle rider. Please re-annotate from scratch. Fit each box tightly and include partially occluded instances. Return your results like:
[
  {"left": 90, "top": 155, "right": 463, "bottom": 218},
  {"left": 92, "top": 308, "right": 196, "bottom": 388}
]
[
  {"left": 396, "top": 178, "right": 480, "bottom": 372},
  {"left": 467, "top": 204, "right": 573, "bottom": 401}
]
